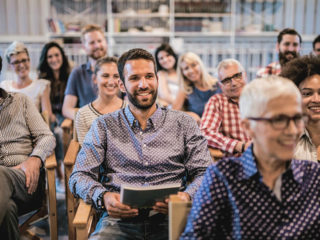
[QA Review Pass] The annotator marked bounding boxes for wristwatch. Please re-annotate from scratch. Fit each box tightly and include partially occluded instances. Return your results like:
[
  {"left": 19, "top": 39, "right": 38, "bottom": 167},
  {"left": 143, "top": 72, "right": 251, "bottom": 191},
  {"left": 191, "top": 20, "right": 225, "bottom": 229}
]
[{"left": 97, "top": 191, "right": 107, "bottom": 210}]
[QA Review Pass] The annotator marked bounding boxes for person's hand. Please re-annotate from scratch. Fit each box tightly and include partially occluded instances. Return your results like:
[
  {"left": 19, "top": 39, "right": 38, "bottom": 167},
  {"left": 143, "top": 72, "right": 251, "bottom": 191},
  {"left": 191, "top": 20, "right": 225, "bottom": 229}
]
[
  {"left": 153, "top": 192, "right": 191, "bottom": 215},
  {"left": 103, "top": 192, "right": 138, "bottom": 218},
  {"left": 12, "top": 156, "right": 42, "bottom": 194},
  {"left": 177, "top": 191, "right": 191, "bottom": 201}
]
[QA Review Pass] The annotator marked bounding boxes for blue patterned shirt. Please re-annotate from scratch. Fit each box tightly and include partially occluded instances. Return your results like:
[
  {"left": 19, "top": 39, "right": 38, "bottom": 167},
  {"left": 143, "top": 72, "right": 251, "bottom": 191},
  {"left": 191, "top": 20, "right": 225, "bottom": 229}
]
[
  {"left": 181, "top": 145, "right": 320, "bottom": 239},
  {"left": 69, "top": 106, "right": 212, "bottom": 208}
]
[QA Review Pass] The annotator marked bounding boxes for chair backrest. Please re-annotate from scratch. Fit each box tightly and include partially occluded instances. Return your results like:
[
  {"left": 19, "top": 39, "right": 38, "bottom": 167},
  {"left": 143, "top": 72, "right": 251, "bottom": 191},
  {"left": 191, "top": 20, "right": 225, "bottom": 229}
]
[{"left": 169, "top": 194, "right": 192, "bottom": 240}]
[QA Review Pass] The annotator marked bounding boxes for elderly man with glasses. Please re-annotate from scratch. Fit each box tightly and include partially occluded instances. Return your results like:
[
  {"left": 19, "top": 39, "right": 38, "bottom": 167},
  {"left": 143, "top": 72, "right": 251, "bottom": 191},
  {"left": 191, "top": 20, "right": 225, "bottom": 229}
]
[
  {"left": 201, "top": 59, "right": 251, "bottom": 156},
  {"left": 182, "top": 76, "right": 320, "bottom": 239}
]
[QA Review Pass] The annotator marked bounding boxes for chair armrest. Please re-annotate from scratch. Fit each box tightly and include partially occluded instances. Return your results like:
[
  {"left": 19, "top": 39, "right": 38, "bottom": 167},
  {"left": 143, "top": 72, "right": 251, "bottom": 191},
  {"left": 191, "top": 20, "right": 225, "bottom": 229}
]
[
  {"left": 317, "top": 146, "right": 320, "bottom": 162},
  {"left": 169, "top": 194, "right": 192, "bottom": 240},
  {"left": 64, "top": 140, "right": 80, "bottom": 167},
  {"left": 73, "top": 199, "right": 93, "bottom": 228},
  {"left": 209, "top": 147, "right": 224, "bottom": 162},
  {"left": 45, "top": 153, "right": 57, "bottom": 169},
  {"left": 61, "top": 118, "right": 73, "bottom": 130}
]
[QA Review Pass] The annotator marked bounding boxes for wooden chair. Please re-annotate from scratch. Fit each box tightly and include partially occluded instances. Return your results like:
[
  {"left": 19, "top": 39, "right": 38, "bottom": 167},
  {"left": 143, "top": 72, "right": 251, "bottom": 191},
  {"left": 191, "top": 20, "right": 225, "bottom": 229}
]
[
  {"left": 317, "top": 146, "right": 320, "bottom": 163},
  {"left": 168, "top": 194, "right": 192, "bottom": 240},
  {"left": 61, "top": 118, "right": 74, "bottom": 156},
  {"left": 64, "top": 108, "right": 96, "bottom": 240},
  {"left": 209, "top": 147, "right": 224, "bottom": 162},
  {"left": 19, "top": 111, "right": 58, "bottom": 240}
]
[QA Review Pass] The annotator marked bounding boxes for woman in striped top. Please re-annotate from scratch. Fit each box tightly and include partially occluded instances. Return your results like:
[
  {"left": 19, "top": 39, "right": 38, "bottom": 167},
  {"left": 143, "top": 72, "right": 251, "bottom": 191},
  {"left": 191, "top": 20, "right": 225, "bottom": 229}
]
[{"left": 75, "top": 56, "right": 126, "bottom": 145}]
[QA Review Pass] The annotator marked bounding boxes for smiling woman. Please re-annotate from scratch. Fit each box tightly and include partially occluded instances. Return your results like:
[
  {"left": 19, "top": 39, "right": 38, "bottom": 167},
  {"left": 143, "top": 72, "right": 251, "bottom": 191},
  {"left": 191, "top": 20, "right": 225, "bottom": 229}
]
[
  {"left": 75, "top": 56, "right": 126, "bottom": 145},
  {"left": 280, "top": 55, "right": 320, "bottom": 162},
  {"left": 0, "top": 41, "right": 52, "bottom": 119}
]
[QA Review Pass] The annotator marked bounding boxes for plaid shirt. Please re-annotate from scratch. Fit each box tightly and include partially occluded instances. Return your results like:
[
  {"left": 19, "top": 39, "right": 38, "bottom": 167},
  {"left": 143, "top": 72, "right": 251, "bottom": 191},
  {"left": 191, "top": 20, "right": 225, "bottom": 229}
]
[
  {"left": 200, "top": 93, "right": 250, "bottom": 154},
  {"left": 256, "top": 61, "right": 281, "bottom": 78},
  {"left": 181, "top": 146, "right": 320, "bottom": 239}
]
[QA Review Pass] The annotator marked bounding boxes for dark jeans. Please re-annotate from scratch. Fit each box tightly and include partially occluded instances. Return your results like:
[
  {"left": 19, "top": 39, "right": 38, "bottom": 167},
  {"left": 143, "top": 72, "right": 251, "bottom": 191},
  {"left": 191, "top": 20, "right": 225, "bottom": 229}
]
[{"left": 90, "top": 211, "right": 168, "bottom": 240}]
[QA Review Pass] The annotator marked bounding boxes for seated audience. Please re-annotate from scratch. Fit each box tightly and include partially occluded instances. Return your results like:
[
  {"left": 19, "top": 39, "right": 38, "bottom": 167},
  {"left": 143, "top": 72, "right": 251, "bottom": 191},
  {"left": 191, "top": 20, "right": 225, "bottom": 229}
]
[
  {"left": 154, "top": 43, "right": 179, "bottom": 106},
  {"left": 62, "top": 24, "right": 108, "bottom": 120},
  {"left": 69, "top": 48, "right": 211, "bottom": 239},
  {"left": 1, "top": 41, "right": 53, "bottom": 119},
  {"left": 281, "top": 55, "right": 320, "bottom": 162},
  {"left": 313, "top": 35, "right": 320, "bottom": 56},
  {"left": 256, "top": 28, "right": 302, "bottom": 78},
  {"left": 182, "top": 76, "right": 320, "bottom": 239},
  {"left": 173, "top": 52, "right": 219, "bottom": 123},
  {"left": 201, "top": 59, "right": 251, "bottom": 155},
  {"left": 0, "top": 56, "right": 56, "bottom": 240},
  {"left": 38, "top": 41, "right": 72, "bottom": 192},
  {"left": 75, "top": 57, "right": 126, "bottom": 145}
]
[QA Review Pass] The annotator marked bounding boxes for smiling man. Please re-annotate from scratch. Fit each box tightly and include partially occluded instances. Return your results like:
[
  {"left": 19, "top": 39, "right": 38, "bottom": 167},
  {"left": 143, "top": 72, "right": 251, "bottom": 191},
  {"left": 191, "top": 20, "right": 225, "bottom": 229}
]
[
  {"left": 182, "top": 76, "right": 320, "bottom": 239},
  {"left": 257, "top": 28, "right": 302, "bottom": 78},
  {"left": 201, "top": 59, "right": 251, "bottom": 156},
  {"left": 62, "top": 24, "right": 108, "bottom": 119},
  {"left": 69, "top": 48, "right": 211, "bottom": 239},
  {"left": 281, "top": 55, "right": 320, "bottom": 162}
]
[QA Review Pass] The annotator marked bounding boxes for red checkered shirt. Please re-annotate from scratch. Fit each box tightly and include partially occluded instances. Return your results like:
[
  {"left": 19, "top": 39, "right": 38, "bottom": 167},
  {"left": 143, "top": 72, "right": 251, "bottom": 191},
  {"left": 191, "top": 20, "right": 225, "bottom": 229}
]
[
  {"left": 200, "top": 93, "right": 251, "bottom": 154},
  {"left": 256, "top": 61, "right": 281, "bottom": 78}
]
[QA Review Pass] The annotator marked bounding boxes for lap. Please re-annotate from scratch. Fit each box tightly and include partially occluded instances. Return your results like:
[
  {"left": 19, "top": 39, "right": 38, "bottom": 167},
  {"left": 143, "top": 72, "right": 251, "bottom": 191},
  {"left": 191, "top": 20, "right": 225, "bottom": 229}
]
[{"left": 90, "top": 212, "right": 168, "bottom": 240}]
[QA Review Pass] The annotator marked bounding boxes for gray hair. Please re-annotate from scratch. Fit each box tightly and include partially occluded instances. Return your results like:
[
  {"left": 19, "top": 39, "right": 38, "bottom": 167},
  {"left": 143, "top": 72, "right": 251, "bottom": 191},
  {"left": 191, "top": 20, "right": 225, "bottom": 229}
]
[
  {"left": 216, "top": 59, "right": 245, "bottom": 81},
  {"left": 5, "top": 41, "right": 29, "bottom": 63},
  {"left": 239, "top": 76, "right": 301, "bottom": 119}
]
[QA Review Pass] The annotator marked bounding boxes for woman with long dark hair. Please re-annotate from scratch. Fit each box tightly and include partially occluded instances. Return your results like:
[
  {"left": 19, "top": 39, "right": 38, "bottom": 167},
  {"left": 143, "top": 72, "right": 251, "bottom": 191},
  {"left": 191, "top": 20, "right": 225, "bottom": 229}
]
[{"left": 38, "top": 41, "right": 72, "bottom": 193}]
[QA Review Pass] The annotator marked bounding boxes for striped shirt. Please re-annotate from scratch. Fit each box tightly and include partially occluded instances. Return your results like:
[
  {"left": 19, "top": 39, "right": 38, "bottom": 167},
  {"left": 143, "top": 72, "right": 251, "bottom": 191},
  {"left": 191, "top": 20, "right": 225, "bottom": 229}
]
[
  {"left": 69, "top": 106, "right": 212, "bottom": 208},
  {"left": 0, "top": 88, "right": 55, "bottom": 167},
  {"left": 75, "top": 100, "right": 127, "bottom": 145},
  {"left": 200, "top": 93, "right": 251, "bottom": 154}
]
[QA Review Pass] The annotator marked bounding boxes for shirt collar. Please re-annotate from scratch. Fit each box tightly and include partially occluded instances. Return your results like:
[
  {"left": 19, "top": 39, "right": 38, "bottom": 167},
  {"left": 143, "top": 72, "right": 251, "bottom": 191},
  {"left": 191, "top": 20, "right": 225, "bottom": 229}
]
[
  {"left": 0, "top": 88, "right": 8, "bottom": 105},
  {"left": 239, "top": 144, "right": 303, "bottom": 185},
  {"left": 86, "top": 61, "right": 93, "bottom": 73},
  {"left": 123, "top": 105, "right": 163, "bottom": 130},
  {"left": 239, "top": 145, "right": 258, "bottom": 179},
  {"left": 299, "top": 128, "right": 313, "bottom": 145}
]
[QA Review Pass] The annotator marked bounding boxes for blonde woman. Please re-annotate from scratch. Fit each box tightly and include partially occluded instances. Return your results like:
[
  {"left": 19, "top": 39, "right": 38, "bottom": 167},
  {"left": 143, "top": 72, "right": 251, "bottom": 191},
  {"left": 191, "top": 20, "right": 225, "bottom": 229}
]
[
  {"left": 1, "top": 41, "right": 53, "bottom": 121},
  {"left": 173, "top": 52, "right": 220, "bottom": 123},
  {"left": 75, "top": 57, "right": 126, "bottom": 145}
]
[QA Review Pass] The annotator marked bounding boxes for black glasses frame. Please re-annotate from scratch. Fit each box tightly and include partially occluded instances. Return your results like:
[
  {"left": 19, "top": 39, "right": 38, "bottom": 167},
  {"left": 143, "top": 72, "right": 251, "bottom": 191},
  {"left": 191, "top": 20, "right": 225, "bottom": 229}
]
[
  {"left": 248, "top": 114, "right": 309, "bottom": 130},
  {"left": 220, "top": 72, "right": 243, "bottom": 85}
]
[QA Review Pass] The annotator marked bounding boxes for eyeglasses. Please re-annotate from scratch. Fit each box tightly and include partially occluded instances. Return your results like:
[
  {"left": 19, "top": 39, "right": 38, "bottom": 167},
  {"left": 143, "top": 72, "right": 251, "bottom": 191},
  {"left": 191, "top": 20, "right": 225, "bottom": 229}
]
[
  {"left": 248, "top": 114, "right": 308, "bottom": 130},
  {"left": 220, "top": 72, "right": 243, "bottom": 85},
  {"left": 10, "top": 58, "right": 29, "bottom": 66}
]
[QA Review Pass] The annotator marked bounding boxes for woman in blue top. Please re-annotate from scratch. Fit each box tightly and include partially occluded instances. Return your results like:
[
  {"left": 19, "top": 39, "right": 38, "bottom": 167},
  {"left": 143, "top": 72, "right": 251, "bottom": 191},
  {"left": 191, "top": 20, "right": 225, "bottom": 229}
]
[{"left": 173, "top": 52, "right": 219, "bottom": 124}]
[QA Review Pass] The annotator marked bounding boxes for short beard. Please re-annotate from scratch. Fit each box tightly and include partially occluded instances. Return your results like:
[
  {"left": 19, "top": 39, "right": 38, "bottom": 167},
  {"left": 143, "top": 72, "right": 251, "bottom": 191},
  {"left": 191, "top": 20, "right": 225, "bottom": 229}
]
[
  {"left": 126, "top": 88, "right": 158, "bottom": 110},
  {"left": 89, "top": 48, "right": 107, "bottom": 60},
  {"left": 279, "top": 51, "right": 299, "bottom": 67}
]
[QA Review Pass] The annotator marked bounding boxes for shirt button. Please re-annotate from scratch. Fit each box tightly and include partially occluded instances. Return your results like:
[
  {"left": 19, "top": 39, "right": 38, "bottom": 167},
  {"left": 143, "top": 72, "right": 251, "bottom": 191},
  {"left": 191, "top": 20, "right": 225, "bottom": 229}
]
[
  {"left": 143, "top": 144, "right": 146, "bottom": 148},
  {"left": 144, "top": 162, "right": 149, "bottom": 166},
  {"left": 140, "top": 131, "right": 143, "bottom": 135}
]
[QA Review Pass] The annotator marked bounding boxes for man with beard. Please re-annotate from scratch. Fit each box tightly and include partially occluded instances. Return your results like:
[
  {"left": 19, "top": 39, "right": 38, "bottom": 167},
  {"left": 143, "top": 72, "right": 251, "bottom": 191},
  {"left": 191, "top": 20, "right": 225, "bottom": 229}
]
[
  {"left": 69, "top": 48, "right": 211, "bottom": 239},
  {"left": 63, "top": 24, "right": 108, "bottom": 119},
  {"left": 201, "top": 59, "right": 251, "bottom": 156},
  {"left": 313, "top": 35, "right": 320, "bottom": 56},
  {"left": 256, "top": 28, "right": 302, "bottom": 78}
]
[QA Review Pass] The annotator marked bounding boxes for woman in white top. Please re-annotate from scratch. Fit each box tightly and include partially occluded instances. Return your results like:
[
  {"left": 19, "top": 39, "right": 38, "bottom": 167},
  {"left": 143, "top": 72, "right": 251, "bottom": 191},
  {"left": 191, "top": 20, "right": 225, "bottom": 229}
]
[
  {"left": 75, "top": 56, "right": 126, "bottom": 145},
  {"left": 155, "top": 43, "right": 179, "bottom": 106},
  {"left": 1, "top": 41, "right": 53, "bottom": 120}
]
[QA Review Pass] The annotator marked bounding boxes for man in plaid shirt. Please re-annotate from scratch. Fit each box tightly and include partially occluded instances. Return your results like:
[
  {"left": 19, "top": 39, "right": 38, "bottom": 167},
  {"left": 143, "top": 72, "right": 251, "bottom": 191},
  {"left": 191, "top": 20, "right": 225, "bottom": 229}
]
[
  {"left": 256, "top": 28, "right": 302, "bottom": 78},
  {"left": 201, "top": 59, "right": 251, "bottom": 155}
]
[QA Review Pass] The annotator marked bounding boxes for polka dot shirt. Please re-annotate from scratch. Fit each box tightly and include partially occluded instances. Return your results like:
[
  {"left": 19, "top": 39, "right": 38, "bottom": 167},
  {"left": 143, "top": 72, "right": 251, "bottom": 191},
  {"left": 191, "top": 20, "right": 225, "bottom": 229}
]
[
  {"left": 181, "top": 145, "right": 320, "bottom": 239},
  {"left": 69, "top": 106, "right": 212, "bottom": 208}
]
